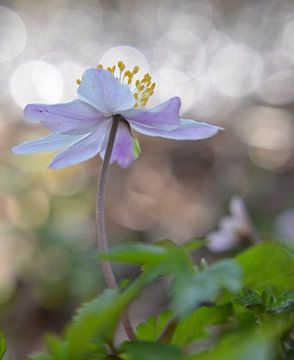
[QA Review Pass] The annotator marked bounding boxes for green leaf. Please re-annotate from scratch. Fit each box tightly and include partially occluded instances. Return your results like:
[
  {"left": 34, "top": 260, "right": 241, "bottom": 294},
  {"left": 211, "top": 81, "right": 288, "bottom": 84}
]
[
  {"left": 133, "top": 137, "right": 141, "bottom": 159},
  {"left": 189, "top": 311, "right": 294, "bottom": 360},
  {"left": 268, "top": 289, "right": 294, "bottom": 314},
  {"left": 45, "top": 334, "right": 68, "bottom": 360},
  {"left": 101, "top": 241, "right": 197, "bottom": 271},
  {"left": 100, "top": 243, "right": 167, "bottom": 266},
  {"left": 136, "top": 310, "right": 173, "bottom": 341},
  {"left": 189, "top": 308, "right": 294, "bottom": 360},
  {"left": 172, "top": 260, "right": 242, "bottom": 317},
  {"left": 235, "top": 288, "right": 294, "bottom": 315},
  {"left": 181, "top": 239, "right": 206, "bottom": 252},
  {"left": 65, "top": 289, "right": 119, "bottom": 358},
  {"left": 189, "top": 331, "right": 273, "bottom": 360},
  {"left": 236, "top": 243, "right": 294, "bottom": 289},
  {"left": 234, "top": 288, "right": 263, "bottom": 308},
  {"left": 120, "top": 341, "right": 187, "bottom": 360},
  {"left": 0, "top": 333, "right": 6, "bottom": 360},
  {"left": 104, "top": 243, "right": 242, "bottom": 318},
  {"left": 172, "top": 305, "right": 232, "bottom": 347},
  {"left": 65, "top": 269, "right": 158, "bottom": 360},
  {"left": 102, "top": 241, "right": 196, "bottom": 289},
  {"left": 28, "top": 355, "right": 53, "bottom": 360},
  {"left": 29, "top": 268, "right": 157, "bottom": 360}
]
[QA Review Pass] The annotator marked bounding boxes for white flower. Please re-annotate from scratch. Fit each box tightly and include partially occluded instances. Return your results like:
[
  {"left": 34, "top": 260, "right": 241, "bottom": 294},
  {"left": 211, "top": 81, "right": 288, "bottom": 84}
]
[{"left": 207, "top": 196, "right": 256, "bottom": 252}]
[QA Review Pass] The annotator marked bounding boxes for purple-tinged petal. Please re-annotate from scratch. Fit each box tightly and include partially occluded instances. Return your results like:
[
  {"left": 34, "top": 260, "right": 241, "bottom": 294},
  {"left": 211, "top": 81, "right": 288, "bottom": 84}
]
[
  {"left": 132, "top": 119, "right": 222, "bottom": 140},
  {"left": 24, "top": 100, "right": 105, "bottom": 134},
  {"left": 49, "top": 121, "right": 109, "bottom": 169},
  {"left": 121, "top": 97, "right": 181, "bottom": 129},
  {"left": 207, "top": 229, "right": 238, "bottom": 252},
  {"left": 100, "top": 121, "right": 136, "bottom": 168},
  {"left": 78, "top": 69, "right": 135, "bottom": 115},
  {"left": 11, "top": 133, "right": 88, "bottom": 154}
]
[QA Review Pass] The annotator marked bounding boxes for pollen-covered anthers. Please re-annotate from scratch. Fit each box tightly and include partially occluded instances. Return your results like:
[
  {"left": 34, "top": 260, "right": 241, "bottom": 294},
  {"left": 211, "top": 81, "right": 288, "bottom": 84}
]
[
  {"left": 77, "top": 61, "right": 156, "bottom": 108},
  {"left": 122, "top": 65, "right": 139, "bottom": 86},
  {"left": 102, "top": 61, "right": 156, "bottom": 107},
  {"left": 133, "top": 73, "right": 156, "bottom": 108},
  {"left": 106, "top": 65, "right": 116, "bottom": 74}
]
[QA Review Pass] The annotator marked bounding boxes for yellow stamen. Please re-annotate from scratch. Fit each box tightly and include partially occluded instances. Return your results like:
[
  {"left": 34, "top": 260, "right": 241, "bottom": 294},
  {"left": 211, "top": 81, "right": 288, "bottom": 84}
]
[
  {"left": 107, "top": 66, "right": 116, "bottom": 74},
  {"left": 142, "top": 73, "right": 151, "bottom": 82},
  {"left": 140, "top": 97, "right": 149, "bottom": 107},
  {"left": 94, "top": 62, "right": 155, "bottom": 108},
  {"left": 133, "top": 66, "right": 139, "bottom": 74},
  {"left": 124, "top": 70, "right": 132, "bottom": 78},
  {"left": 76, "top": 79, "right": 81, "bottom": 85},
  {"left": 117, "top": 61, "right": 125, "bottom": 71}
]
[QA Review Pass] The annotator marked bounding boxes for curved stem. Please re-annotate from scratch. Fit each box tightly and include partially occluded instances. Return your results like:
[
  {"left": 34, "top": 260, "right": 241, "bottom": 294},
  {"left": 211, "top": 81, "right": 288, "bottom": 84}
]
[
  {"left": 96, "top": 115, "right": 136, "bottom": 340},
  {"left": 96, "top": 117, "right": 119, "bottom": 289}
]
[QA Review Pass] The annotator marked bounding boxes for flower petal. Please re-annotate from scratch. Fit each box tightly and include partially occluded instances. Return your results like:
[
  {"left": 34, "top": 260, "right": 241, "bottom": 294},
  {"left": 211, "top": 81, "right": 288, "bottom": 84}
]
[
  {"left": 49, "top": 122, "right": 109, "bottom": 169},
  {"left": 24, "top": 100, "right": 105, "bottom": 134},
  {"left": 132, "top": 119, "right": 222, "bottom": 140},
  {"left": 11, "top": 133, "right": 87, "bottom": 154},
  {"left": 207, "top": 229, "right": 238, "bottom": 252},
  {"left": 78, "top": 68, "right": 135, "bottom": 114},
  {"left": 100, "top": 121, "right": 136, "bottom": 168},
  {"left": 121, "top": 97, "right": 181, "bottom": 129}
]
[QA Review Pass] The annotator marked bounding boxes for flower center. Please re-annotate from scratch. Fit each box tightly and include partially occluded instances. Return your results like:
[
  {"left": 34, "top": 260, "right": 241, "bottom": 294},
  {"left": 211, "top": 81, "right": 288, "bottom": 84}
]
[{"left": 76, "top": 61, "right": 156, "bottom": 109}]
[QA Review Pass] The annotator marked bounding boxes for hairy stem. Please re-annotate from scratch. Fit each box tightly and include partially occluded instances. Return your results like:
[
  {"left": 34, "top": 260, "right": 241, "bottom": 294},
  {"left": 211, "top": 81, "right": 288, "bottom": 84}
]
[{"left": 96, "top": 115, "right": 135, "bottom": 340}]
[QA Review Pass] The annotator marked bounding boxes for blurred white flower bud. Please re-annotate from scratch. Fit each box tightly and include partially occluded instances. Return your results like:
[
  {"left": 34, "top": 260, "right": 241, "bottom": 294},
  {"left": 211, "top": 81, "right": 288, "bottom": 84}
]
[
  {"left": 207, "top": 196, "right": 258, "bottom": 252},
  {"left": 274, "top": 209, "right": 294, "bottom": 246}
]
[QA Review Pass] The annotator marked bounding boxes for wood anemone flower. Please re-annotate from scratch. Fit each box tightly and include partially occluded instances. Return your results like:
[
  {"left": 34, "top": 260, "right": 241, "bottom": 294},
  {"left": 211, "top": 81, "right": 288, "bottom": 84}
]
[{"left": 12, "top": 66, "right": 222, "bottom": 169}]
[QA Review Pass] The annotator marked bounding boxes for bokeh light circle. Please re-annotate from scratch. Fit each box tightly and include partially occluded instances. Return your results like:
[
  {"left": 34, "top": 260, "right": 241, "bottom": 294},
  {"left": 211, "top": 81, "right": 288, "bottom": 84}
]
[
  {"left": 39, "top": 52, "right": 85, "bottom": 101},
  {"left": 157, "top": 0, "right": 213, "bottom": 33},
  {"left": 0, "top": 6, "right": 27, "bottom": 62},
  {"left": 205, "top": 30, "right": 232, "bottom": 56},
  {"left": 234, "top": 106, "right": 294, "bottom": 169},
  {"left": 167, "top": 14, "right": 212, "bottom": 39},
  {"left": 56, "top": 60, "right": 85, "bottom": 101},
  {"left": 10, "top": 61, "right": 63, "bottom": 108},
  {"left": 48, "top": 5, "right": 102, "bottom": 49},
  {"left": 99, "top": 46, "right": 149, "bottom": 76},
  {"left": 257, "top": 71, "right": 294, "bottom": 105},
  {"left": 209, "top": 44, "right": 264, "bottom": 97},
  {"left": 282, "top": 14, "right": 294, "bottom": 55},
  {"left": 153, "top": 68, "right": 194, "bottom": 113},
  {"left": 153, "top": 30, "right": 206, "bottom": 78}
]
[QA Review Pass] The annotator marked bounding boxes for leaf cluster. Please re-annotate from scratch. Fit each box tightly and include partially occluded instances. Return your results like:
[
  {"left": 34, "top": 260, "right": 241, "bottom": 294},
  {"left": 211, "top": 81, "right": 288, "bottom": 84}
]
[{"left": 1, "top": 241, "right": 291, "bottom": 360}]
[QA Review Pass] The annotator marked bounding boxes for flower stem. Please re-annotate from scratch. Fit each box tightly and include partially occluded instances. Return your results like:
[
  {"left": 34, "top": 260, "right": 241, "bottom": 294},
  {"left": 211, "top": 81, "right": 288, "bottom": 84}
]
[{"left": 96, "top": 115, "right": 135, "bottom": 340}]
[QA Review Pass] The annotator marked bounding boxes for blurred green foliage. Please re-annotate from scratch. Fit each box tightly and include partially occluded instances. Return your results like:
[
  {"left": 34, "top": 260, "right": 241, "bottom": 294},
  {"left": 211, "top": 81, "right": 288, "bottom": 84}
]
[
  {"left": 0, "top": 333, "right": 6, "bottom": 360},
  {"left": 13, "top": 241, "right": 292, "bottom": 360}
]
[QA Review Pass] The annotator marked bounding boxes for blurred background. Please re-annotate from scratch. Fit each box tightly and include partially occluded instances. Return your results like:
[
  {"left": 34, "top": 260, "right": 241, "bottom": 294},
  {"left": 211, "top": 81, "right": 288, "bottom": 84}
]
[{"left": 0, "top": 0, "right": 294, "bottom": 357}]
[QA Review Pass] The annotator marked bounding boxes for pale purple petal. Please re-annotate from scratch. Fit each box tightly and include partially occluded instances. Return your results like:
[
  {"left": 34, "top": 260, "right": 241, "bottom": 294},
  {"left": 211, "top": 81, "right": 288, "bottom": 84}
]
[
  {"left": 78, "top": 69, "right": 135, "bottom": 115},
  {"left": 207, "top": 229, "right": 238, "bottom": 252},
  {"left": 132, "top": 119, "right": 222, "bottom": 140},
  {"left": 24, "top": 100, "right": 105, "bottom": 134},
  {"left": 121, "top": 97, "right": 181, "bottom": 129},
  {"left": 49, "top": 121, "right": 109, "bottom": 169},
  {"left": 100, "top": 121, "right": 136, "bottom": 168},
  {"left": 11, "top": 133, "right": 87, "bottom": 154}
]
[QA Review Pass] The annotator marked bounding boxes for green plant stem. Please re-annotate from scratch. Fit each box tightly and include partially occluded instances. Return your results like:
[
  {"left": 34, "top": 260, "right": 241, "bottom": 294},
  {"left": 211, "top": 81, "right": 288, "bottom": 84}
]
[{"left": 96, "top": 115, "right": 135, "bottom": 340}]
